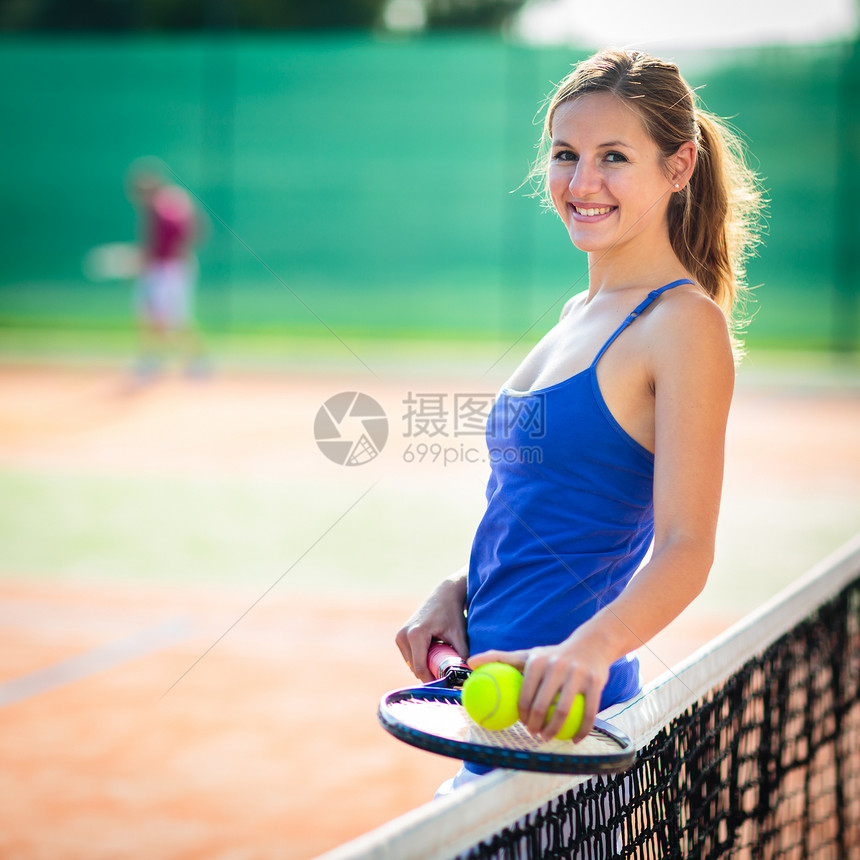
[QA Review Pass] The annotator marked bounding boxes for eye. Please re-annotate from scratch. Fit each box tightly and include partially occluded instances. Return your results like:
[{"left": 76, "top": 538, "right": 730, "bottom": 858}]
[
  {"left": 605, "top": 151, "right": 628, "bottom": 164},
  {"left": 552, "top": 149, "right": 578, "bottom": 163}
]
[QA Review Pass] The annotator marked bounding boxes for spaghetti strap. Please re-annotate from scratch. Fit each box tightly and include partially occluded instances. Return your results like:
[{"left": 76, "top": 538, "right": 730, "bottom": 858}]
[{"left": 590, "top": 279, "right": 695, "bottom": 367}]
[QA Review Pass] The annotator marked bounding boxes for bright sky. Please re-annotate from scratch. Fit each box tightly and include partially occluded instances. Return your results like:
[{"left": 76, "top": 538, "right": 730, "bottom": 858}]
[{"left": 514, "top": 0, "right": 857, "bottom": 50}]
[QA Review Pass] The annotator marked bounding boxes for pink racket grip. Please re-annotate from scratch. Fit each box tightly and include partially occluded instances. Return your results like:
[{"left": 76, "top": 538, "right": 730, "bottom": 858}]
[{"left": 427, "top": 641, "right": 470, "bottom": 685}]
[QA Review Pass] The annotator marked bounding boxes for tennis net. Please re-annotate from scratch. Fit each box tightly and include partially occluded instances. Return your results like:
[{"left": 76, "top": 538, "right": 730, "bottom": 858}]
[{"left": 318, "top": 534, "right": 860, "bottom": 860}]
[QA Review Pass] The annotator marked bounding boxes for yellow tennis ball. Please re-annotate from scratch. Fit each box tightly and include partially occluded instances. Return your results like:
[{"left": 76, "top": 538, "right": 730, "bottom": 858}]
[
  {"left": 546, "top": 693, "right": 585, "bottom": 740},
  {"left": 462, "top": 663, "right": 523, "bottom": 731}
]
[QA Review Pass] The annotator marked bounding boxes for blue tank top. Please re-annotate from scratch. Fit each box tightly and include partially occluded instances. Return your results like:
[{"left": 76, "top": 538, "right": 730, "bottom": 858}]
[{"left": 467, "top": 279, "right": 693, "bottom": 709}]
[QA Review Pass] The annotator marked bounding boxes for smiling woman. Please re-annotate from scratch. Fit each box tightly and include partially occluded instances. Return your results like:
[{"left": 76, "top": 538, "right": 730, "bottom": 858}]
[{"left": 395, "top": 48, "right": 767, "bottom": 799}]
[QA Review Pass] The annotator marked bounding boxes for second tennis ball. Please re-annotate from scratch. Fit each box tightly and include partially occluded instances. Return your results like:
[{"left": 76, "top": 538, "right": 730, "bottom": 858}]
[
  {"left": 546, "top": 693, "right": 586, "bottom": 740},
  {"left": 462, "top": 662, "right": 522, "bottom": 730}
]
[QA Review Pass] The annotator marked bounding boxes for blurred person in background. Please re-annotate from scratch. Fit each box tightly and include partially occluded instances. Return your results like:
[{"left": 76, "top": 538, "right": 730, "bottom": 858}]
[{"left": 126, "top": 158, "right": 209, "bottom": 379}]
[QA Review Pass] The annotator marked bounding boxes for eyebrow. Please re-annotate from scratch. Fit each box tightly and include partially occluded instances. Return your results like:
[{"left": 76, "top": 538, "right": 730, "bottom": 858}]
[{"left": 552, "top": 139, "right": 634, "bottom": 149}]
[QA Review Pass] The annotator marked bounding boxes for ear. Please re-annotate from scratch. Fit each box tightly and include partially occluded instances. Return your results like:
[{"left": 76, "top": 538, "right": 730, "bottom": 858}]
[{"left": 669, "top": 140, "right": 697, "bottom": 189}]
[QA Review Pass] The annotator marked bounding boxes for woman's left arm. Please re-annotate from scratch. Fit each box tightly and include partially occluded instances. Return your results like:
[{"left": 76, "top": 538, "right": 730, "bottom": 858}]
[{"left": 470, "top": 293, "right": 736, "bottom": 741}]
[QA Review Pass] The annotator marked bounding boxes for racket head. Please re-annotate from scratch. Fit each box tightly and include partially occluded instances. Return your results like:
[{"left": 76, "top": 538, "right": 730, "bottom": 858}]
[
  {"left": 82, "top": 242, "right": 142, "bottom": 282},
  {"left": 378, "top": 684, "right": 636, "bottom": 775}
]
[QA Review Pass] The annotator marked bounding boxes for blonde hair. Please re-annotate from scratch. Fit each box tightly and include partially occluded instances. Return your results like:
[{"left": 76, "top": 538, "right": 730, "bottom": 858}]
[{"left": 535, "top": 49, "right": 765, "bottom": 352}]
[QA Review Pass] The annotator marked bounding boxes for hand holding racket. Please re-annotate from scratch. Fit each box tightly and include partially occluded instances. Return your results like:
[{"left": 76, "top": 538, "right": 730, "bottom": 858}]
[{"left": 379, "top": 642, "right": 635, "bottom": 775}]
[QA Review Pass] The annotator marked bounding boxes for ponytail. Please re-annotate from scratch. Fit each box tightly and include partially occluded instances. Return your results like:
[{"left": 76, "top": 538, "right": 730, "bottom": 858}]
[{"left": 669, "top": 110, "right": 765, "bottom": 355}]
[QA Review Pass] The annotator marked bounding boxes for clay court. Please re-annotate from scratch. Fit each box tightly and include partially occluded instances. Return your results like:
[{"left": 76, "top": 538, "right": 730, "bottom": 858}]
[{"left": 0, "top": 356, "right": 858, "bottom": 859}]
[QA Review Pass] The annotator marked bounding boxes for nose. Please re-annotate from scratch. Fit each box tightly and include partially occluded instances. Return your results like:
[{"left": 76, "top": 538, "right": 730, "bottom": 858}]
[{"left": 568, "top": 160, "right": 602, "bottom": 197}]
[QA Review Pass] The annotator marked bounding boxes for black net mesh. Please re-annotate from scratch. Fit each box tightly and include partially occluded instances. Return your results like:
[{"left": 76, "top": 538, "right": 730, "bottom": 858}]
[{"left": 459, "top": 577, "right": 860, "bottom": 860}]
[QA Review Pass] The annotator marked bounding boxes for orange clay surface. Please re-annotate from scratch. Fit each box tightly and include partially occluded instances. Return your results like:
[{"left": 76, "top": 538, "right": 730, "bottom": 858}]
[{"left": 0, "top": 359, "right": 857, "bottom": 859}]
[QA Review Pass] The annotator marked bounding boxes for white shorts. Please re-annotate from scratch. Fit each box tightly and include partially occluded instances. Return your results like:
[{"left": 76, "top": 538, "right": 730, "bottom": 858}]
[{"left": 136, "top": 259, "right": 196, "bottom": 328}]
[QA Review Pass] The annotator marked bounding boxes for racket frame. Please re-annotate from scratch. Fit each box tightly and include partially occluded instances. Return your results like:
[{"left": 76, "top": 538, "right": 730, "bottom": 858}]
[{"left": 378, "top": 681, "right": 636, "bottom": 775}]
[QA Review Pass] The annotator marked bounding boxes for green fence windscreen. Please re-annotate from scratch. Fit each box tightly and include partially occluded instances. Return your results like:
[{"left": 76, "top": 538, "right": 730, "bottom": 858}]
[{"left": 0, "top": 35, "right": 853, "bottom": 347}]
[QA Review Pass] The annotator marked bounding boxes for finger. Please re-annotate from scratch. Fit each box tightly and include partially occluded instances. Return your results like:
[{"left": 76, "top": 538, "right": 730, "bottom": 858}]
[
  {"left": 401, "top": 629, "right": 433, "bottom": 682},
  {"left": 518, "top": 654, "right": 558, "bottom": 734},
  {"left": 540, "top": 683, "right": 579, "bottom": 741},
  {"left": 448, "top": 627, "right": 470, "bottom": 663},
  {"left": 573, "top": 678, "right": 603, "bottom": 743},
  {"left": 395, "top": 634, "right": 419, "bottom": 679},
  {"left": 467, "top": 649, "right": 528, "bottom": 671},
  {"left": 394, "top": 628, "right": 413, "bottom": 670},
  {"left": 411, "top": 639, "right": 434, "bottom": 682}
]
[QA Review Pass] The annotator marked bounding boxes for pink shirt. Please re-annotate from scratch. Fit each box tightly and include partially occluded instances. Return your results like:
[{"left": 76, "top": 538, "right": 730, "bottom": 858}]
[{"left": 147, "top": 186, "right": 194, "bottom": 261}]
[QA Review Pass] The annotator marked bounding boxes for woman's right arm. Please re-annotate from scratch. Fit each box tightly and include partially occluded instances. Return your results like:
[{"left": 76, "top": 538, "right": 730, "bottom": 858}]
[{"left": 395, "top": 566, "right": 469, "bottom": 682}]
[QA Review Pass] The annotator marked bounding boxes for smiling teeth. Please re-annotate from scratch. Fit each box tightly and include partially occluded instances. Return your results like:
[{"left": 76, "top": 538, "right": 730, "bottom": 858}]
[{"left": 576, "top": 206, "right": 613, "bottom": 216}]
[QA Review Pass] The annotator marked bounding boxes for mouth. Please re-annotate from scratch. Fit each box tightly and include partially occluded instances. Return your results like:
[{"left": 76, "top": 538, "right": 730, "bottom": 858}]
[{"left": 571, "top": 204, "right": 617, "bottom": 219}]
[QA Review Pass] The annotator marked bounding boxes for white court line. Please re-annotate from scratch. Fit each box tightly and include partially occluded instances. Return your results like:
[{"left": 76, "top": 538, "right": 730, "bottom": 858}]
[{"left": 0, "top": 616, "right": 192, "bottom": 707}]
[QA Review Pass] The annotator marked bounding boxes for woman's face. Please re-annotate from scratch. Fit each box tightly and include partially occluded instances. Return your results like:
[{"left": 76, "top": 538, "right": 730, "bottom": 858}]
[{"left": 548, "top": 92, "right": 676, "bottom": 258}]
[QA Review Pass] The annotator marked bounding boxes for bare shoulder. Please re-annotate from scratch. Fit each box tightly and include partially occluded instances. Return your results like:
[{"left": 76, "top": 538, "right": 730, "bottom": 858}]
[
  {"left": 646, "top": 286, "right": 735, "bottom": 381},
  {"left": 559, "top": 290, "right": 588, "bottom": 321}
]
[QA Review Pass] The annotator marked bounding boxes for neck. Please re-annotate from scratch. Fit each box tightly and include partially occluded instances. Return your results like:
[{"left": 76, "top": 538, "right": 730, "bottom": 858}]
[{"left": 584, "top": 233, "right": 687, "bottom": 300}]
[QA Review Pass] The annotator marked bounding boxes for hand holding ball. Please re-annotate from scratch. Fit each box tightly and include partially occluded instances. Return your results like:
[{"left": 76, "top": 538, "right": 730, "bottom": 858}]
[{"left": 462, "top": 663, "right": 585, "bottom": 739}]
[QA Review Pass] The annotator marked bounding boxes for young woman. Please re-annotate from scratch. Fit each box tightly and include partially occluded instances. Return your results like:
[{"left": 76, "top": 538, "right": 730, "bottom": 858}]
[{"left": 396, "top": 49, "right": 763, "bottom": 785}]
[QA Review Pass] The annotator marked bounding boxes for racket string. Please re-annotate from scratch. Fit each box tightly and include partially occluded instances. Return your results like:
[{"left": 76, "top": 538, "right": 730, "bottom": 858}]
[{"left": 387, "top": 697, "right": 623, "bottom": 756}]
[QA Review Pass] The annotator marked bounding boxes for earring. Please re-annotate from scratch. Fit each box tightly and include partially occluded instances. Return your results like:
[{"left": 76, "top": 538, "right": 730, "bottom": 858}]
[{"left": 674, "top": 183, "right": 680, "bottom": 189}]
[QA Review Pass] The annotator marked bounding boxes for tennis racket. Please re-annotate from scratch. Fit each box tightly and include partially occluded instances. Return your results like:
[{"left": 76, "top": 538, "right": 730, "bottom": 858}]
[
  {"left": 82, "top": 242, "right": 142, "bottom": 282},
  {"left": 379, "top": 642, "right": 636, "bottom": 775}
]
